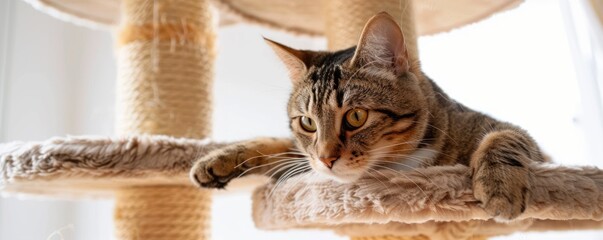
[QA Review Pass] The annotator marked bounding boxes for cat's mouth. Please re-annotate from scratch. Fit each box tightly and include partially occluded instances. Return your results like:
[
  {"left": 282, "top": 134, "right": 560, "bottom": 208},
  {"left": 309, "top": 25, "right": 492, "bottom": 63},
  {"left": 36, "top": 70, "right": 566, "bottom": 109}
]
[{"left": 310, "top": 154, "right": 374, "bottom": 183}]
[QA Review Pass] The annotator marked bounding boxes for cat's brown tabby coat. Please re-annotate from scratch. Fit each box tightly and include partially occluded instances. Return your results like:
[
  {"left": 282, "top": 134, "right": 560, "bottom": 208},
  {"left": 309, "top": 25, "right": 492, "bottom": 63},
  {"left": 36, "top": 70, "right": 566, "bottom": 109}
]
[{"left": 191, "top": 12, "right": 547, "bottom": 220}]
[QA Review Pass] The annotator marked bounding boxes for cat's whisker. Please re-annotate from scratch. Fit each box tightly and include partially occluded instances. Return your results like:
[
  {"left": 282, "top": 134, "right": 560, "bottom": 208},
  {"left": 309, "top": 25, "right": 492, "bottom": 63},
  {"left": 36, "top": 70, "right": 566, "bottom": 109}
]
[
  {"left": 375, "top": 155, "right": 425, "bottom": 166},
  {"left": 371, "top": 164, "right": 427, "bottom": 197},
  {"left": 281, "top": 168, "right": 314, "bottom": 197},
  {"left": 276, "top": 166, "right": 311, "bottom": 188},
  {"left": 270, "top": 164, "right": 306, "bottom": 190},
  {"left": 237, "top": 157, "right": 304, "bottom": 177},
  {"left": 365, "top": 168, "right": 392, "bottom": 193},
  {"left": 265, "top": 160, "right": 308, "bottom": 180},
  {"left": 269, "top": 151, "right": 309, "bottom": 156},
  {"left": 407, "top": 119, "right": 459, "bottom": 145},
  {"left": 368, "top": 156, "right": 419, "bottom": 168},
  {"left": 270, "top": 164, "right": 311, "bottom": 197},
  {"left": 376, "top": 147, "right": 455, "bottom": 160},
  {"left": 235, "top": 151, "right": 302, "bottom": 168},
  {"left": 372, "top": 160, "right": 429, "bottom": 177},
  {"left": 274, "top": 162, "right": 308, "bottom": 181},
  {"left": 251, "top": 160, "right": 303, "bottom": 178},
  {"left": 368, "top": 159, "right": 437, "bottom": 186},
  {"left": 241, "top": 158, "right": 305, "bottom": 179},
  {"left": 368, "top": 167, "right": 402, "bottom": 194},
  {"left": 292, "top": 171, "right": 313, "bottom": 194},
  {"left": 372, "top": 155, "right": 425, "bottom": 166},
  {"left": 368, "top": 158, "right": 426, "bottom": 179},
  {"left": 374, "top": 153, "right": 436, "bottom": 168}
]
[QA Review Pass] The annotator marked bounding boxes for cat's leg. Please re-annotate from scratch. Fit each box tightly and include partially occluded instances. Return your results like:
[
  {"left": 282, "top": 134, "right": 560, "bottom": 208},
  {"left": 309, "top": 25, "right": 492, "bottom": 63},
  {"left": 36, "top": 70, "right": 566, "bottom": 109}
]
[
  {"left": 190, "top": 137, "right": 298, "bottom": 188},
  {"left": 470, "top": 129, "right": 544, "bottom": 220}
]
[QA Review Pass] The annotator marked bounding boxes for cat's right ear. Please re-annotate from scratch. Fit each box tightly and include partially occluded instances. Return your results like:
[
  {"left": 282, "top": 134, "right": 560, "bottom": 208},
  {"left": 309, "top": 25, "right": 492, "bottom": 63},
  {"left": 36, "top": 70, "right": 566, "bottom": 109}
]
[
  {"left": 349, "top": 12, "right": 409, "bottom": 75},
  {"left": 264, "top": 37, "right": 311, "bottom": 83}
]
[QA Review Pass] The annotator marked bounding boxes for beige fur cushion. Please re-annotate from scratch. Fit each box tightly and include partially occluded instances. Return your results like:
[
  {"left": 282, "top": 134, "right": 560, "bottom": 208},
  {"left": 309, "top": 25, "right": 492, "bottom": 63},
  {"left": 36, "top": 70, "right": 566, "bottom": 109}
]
[
  {"left": 0, "top": 135, "right": 226, "bottom": 198},
  {"left": 252, "top": 164, "right": 603, "bottom": 238}
]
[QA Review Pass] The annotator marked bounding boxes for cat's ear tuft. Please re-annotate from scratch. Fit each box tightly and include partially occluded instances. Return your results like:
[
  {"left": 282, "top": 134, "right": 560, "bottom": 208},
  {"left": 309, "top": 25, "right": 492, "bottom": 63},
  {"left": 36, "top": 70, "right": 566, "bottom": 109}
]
[
  {"left": 264, "top": 37, "right": 311, "bottom": 83},
  {"left": 350, "top": 12, "right": 409, "bottom": 75}
]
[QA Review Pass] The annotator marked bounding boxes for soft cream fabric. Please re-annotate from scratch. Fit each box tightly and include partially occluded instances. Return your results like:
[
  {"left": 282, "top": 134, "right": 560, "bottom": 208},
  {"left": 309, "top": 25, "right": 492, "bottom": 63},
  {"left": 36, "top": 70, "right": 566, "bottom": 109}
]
[
  {"left": 0, "top": 135, "right": 223, "bottom": 198},
  {"left": 252, "top": 164, "right": 603, "bottom": 238}
]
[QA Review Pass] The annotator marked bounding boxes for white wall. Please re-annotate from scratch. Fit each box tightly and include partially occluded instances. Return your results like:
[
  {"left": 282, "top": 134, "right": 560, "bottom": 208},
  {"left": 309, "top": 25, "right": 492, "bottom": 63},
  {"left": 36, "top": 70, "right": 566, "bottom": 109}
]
[
  {"left": 0, "top": 0, "right": 602, "bottom": 239},
  {"left": 0, "top": 1, "right": 100, "bottom": 240}
]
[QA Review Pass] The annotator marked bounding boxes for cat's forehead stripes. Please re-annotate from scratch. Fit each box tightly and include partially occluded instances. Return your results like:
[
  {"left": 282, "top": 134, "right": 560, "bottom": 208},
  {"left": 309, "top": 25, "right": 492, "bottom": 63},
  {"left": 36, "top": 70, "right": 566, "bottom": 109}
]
[
  {"left": 304, "top": 47, "right": 356, "bottom": 112},
  {"left": 310, "top": 69, "right": 340, "bottom": 113}
]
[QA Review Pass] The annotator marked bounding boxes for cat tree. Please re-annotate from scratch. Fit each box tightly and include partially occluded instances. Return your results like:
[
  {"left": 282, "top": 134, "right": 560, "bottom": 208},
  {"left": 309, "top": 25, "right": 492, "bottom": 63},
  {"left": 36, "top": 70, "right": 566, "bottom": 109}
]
[{"left": 4, "top": 0, "right": 602, "bottom": 240}]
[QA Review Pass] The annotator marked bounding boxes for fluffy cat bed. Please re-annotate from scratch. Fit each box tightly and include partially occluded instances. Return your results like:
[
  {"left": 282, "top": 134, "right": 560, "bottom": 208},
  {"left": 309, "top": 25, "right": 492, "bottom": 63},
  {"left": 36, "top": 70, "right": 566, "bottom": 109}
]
[
  {"left": 2, "top": 136, "right": 603, "bottom": 239},
  {"left": 251, "top": 164, "right": 603, "bottom": 238},
  {"left": 0, "top": 135, "right": 234, "bottom": 198}
]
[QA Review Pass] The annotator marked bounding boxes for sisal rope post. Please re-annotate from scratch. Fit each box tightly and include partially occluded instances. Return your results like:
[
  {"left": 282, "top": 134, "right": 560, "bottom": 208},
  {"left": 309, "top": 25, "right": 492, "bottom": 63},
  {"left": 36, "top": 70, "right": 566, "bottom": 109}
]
[
  {"left": 322, "top": 0, "right": 418, "bottom": 57},
  {"left": 114, "top": 186, "right": 212, "bottom": 239},
  {"left": 114, "top": 0, "right": 215, "bottom": 239},
  {"left": 323, "top": 0, "right": 477, "bottom": 239}
]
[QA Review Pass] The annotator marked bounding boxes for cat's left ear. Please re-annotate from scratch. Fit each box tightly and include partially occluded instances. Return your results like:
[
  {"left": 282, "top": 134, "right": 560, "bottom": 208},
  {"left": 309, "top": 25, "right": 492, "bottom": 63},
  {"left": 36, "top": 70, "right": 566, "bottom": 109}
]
[
  {"left": 350, "top": 12, "right": 409, "bottom": 75},
  {"left": 264, "top": 37, "right": 312, "bottom": 83}
]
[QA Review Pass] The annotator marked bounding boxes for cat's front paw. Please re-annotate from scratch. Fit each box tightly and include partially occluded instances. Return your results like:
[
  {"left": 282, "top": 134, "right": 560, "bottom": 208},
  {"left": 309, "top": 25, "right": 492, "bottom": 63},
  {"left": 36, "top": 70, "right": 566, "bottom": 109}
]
[
  {"left": 190, "top": 147, "right": 245, "bottom": 189},
  {"left": 472, "top": 169, "right": 529, "bottom": 221}
]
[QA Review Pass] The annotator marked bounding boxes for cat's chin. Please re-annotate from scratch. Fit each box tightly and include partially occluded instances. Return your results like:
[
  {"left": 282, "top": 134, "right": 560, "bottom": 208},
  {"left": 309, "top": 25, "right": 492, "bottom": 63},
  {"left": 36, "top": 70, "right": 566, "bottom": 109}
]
[
  {"left": 310, "top": 159, "right": 367, "bottom": 183},
  {"left": 315, "top": 170, "right": 364, "bottom": 183}
]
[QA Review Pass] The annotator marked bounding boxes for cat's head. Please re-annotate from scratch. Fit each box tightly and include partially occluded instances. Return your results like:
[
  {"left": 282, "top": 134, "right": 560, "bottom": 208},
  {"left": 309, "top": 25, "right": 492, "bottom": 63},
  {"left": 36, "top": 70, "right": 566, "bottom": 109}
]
[{"left": 266, "top": 13, "right": 429, "bottom": 182}]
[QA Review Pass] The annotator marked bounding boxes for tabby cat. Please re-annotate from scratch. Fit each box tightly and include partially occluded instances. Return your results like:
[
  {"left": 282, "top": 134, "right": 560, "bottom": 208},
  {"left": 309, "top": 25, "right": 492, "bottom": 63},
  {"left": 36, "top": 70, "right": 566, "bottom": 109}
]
[{"left": 190, "top": 12, "right": 547, "bottom": 220}]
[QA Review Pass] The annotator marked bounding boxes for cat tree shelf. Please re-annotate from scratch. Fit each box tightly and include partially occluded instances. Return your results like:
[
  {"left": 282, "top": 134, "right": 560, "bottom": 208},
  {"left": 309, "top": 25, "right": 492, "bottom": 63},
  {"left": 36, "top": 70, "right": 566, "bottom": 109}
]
[
  {"left": 252, "top": 164, "right": 603, "bottom": 239},
  {"left": 0, "top": 135, "right": 224, "bottom": 198}
]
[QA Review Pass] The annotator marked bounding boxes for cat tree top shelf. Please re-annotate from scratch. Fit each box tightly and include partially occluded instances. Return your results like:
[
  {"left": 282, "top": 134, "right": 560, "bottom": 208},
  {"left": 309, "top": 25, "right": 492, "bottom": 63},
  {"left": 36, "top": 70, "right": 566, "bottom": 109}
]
[{"left": 24, "top": 0, "right": 521, "bottom": 36}]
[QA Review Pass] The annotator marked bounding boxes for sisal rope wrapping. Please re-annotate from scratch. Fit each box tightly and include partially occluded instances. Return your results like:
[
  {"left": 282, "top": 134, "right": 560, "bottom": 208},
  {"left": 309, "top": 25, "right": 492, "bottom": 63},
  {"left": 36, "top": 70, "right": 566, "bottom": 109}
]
[
  {"left": 116, "top": 41, "right": 214, "bottom": 137},
  {"left": 114, "top": 186, "right": 212, "bottom": 240},
  {"left": 116, "top": 0, "right": 215, "bottom": 138},
  {"left": 322, "top": 0, "right": 418, "bottom": 59},
  {"left": 114, "top": 0, "right": 214, "bottom": 239}
]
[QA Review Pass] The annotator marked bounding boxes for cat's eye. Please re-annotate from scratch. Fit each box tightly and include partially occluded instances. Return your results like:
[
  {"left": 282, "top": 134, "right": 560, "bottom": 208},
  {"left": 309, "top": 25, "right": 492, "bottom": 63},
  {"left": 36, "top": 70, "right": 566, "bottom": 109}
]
[
  {"left": 345, "top": 109, "right": 368, "bottom": 129},
  {"left": 300, "top": 116, "right": 317, "bottom": 132}
]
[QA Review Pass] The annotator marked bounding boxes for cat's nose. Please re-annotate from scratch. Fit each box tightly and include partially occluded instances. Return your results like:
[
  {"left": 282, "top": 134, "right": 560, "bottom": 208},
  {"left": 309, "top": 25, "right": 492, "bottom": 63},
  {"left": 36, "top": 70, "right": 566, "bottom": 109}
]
[{"left": 319, "top": 156, "right": 339, "bottom": 169}]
